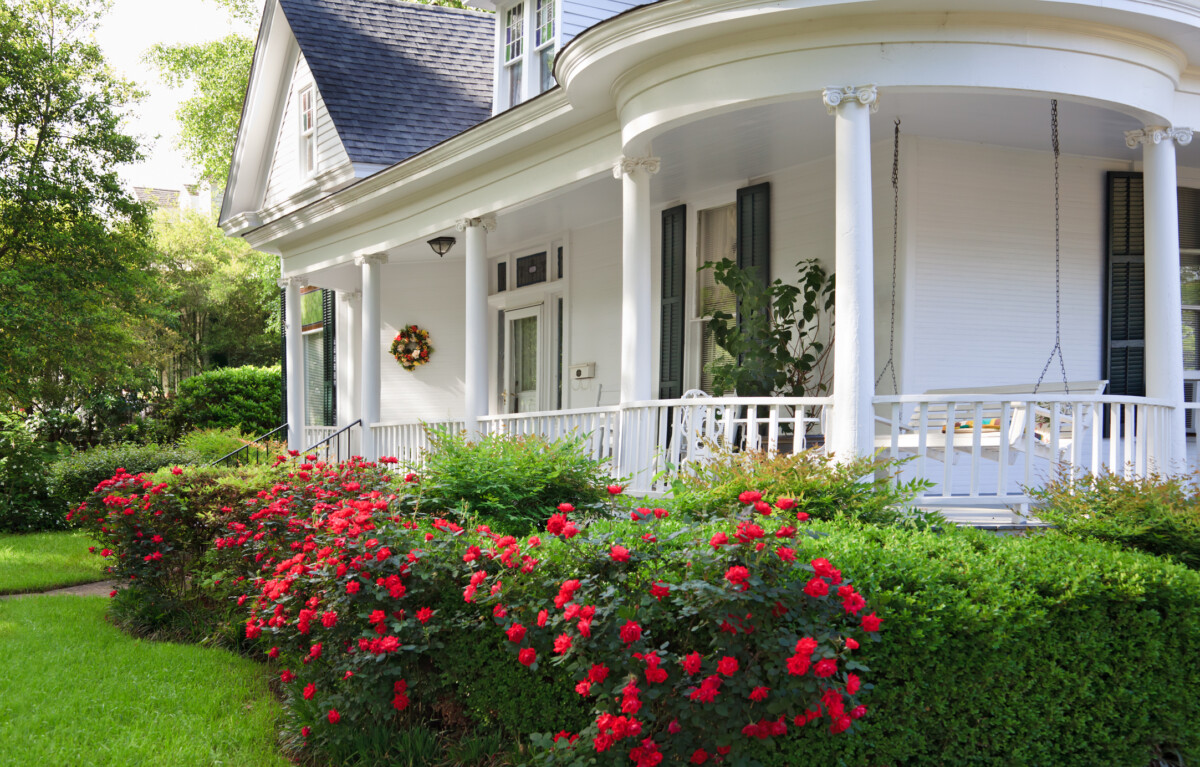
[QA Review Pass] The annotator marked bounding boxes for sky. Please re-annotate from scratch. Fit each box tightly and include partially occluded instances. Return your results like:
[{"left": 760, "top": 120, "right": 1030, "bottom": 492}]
[{"left": 93, "top": 0, "right": 255, "bottom": 191}]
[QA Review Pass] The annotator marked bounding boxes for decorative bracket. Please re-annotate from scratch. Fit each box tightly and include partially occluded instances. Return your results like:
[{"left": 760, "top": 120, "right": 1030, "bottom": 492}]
[
  {"left": 613, "top": 155, "right": 661, "bottom": 179},
  {"left": 354, "top": 253, "right": 389, "bottom": 267},
  {"left": 276, "top": 276, "right": 308, "bottom": 289},
  {"left": 1125, "top": 126, "right": 1193, "bottom": 148},
  {"left": 339, "top": 289, "right": 362, "bottom": 305},
  {"left": 823, "top": 85, "right": 879, "bottom": 115},
  {"left": 455, "top": 215, "right": 497, "bottom": 232}
]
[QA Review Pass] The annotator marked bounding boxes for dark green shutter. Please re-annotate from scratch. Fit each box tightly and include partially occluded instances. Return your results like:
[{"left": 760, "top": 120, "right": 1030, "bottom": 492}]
[
  {"left": 659, "top": 205, "right": 686, "bottom": 399},
  {"left": 322, "top": 289, "right": 337, "bottom": 426},
  {"left": 1105, "top": 172, "right": 1145, "bottom": 397},
  {"left": 279, "top": 287, "right": 288, "bottom": 425},
  {"left": 736, "top": 183, "right": 771, "bottom": 330}
]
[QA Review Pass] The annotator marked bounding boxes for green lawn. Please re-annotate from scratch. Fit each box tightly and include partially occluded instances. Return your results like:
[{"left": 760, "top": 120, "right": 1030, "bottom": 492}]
[
  {"left": 0, "top": 531, "right": 107, "bottom": 594},
  {"left": 0, "top": 596, "right": 289, "bottom": 767}
]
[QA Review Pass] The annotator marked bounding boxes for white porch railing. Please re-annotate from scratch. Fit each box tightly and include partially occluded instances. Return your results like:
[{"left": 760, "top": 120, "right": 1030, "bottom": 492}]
[
  {"left": 874, "top": 393, "right": 1176, "bottom": 507},
  {"left": 304, "top": 425, "right": 338, "bottom": 451},
  {"left": 480, "top": 406, "right": 621, "bottom": 463},
  {"left": 372, "top": 420, "right": 465, "bottom": 466}
]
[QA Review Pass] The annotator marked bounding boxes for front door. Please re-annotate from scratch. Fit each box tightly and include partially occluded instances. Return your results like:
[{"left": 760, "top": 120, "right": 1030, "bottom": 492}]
[{"left": 504, "top": 304, "right": 542, "bottom": 414}]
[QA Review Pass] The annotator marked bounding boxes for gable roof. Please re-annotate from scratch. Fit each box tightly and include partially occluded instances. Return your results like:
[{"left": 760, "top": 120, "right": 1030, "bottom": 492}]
[{"left": 276, "top": 0, "right": 495, "bottom": 167}]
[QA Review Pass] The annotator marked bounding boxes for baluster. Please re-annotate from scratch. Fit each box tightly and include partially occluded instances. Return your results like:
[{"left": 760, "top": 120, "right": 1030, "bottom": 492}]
[
  {"left": 970, "top": 402, "right": 983, "bottom": 498},
  {"left": 1023, "top": 401, "right": 1035, "bottom": 494},
  {"left": 997, "top": 402, "right": 1010, "bottom": 497},
  {"left": 1050, "top": 403, "right": 1061, "bottom": 474},
  {"left": 916, "top": 405, "right": 928, "bottom": 491},
  {"left": 1123, "top": 404, "right": 1134, "bottom": 478},
  {"left": 890, "top": 402, "right": 900, "bottom": 461},
  {"left": 943, "top": 401, "right": 956, "bottom": 498}
]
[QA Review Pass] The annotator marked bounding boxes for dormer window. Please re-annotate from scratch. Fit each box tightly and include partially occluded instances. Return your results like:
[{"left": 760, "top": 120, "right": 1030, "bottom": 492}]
[
  {"left": 299, "top": 85, "right": 317, "bottom": 176},
  {"left": 496, "top": 0, "right": 558, "bottom": 111}
]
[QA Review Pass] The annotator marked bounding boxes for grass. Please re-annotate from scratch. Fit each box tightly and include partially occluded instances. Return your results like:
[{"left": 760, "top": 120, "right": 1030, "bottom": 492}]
[
  {"left": 0, "top": 595, "right": 288, "bottom": 767},
  {"left": 0, "top": 531, "right": 106, "bottom": 594}
]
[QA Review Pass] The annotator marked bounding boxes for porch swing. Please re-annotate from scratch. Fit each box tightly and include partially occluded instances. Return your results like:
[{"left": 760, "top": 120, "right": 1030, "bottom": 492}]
[{"left": 874, "top": 101, "right": 1106, "bottom": 463}]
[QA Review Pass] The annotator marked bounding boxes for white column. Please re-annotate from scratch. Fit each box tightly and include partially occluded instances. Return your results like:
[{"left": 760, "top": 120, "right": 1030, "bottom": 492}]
[
  {"left": 357, "top": 253, "right": 387, "bottom": 461},
  {"left": 1127, "top": 126, "right": 1191, "bottom": 468},
  {"left": 337, "top": 291, "right": 362, "bottom": 453},
  {"left": 824, "top": 85, "right": 878, "bottom": 460},
  {"left": 615, "top": 155, "right": 660, "bottom": 404},
  {"left": 279, "top": 276, "right": 307, "bottom": 451},
  {"left": 457, "top": 216, "right": 495, "bottom": 438}
]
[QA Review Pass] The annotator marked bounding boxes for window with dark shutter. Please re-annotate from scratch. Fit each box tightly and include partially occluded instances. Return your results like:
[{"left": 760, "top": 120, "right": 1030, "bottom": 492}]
[
  {"left": 659, "top": 205, "right": 686, "bottom": 399},
  {"left": 736, "top": 182, "right": 771, "bottom": 300},
  {"left": 1105, "top": 172, "right": 1145, "bottom": 397}
]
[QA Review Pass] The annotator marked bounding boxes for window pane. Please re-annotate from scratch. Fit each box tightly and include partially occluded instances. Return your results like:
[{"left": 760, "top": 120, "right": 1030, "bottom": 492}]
[
  {"left": 1186, "top": 308, "right": 1200, "bottom": 371},
  {"left": 507, "top": 60, "right": 523, "bottom": 106},
  {"left": 505, "top": 5, "right": 523, "bottom": 61},
  {"left": 304, "top": 330, "right": 325, "bottom": 426},
  {"left": 539, "top": 47, "right": 555, "bottom": 92},
  {"left": 516, "top": 251, "right": 547, "bottom": 287},
  {"left": 1183, "top": 253, "right": 1200, "bottom": 306},
  {"left": 536, "top": 0, "right": 554, "bottom": 45},
  {"left": 699, "top": 204, "right": 737, "bottom": 393}
]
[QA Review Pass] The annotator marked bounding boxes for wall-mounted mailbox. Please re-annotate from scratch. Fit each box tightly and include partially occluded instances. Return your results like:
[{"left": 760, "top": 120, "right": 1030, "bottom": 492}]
[{"left": 569, "top": 363, "right": 596, "bottom": 380}]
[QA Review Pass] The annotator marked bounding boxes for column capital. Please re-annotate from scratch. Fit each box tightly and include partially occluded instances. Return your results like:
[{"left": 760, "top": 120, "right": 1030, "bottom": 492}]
[
  {"left": 1125, "top": 126, "right": 1193, "bottom": 149},
  {"left": 276, "top": 276, "right": 308, "bottom": 289},
  {"left": 455, "top": 215, "right": 496, "bottom": 232},
  {"left": 338, "top": 289, "right": 362, "bottom": 305},
  {"left": 354, "top": 252, "right": 388, "bottom": 267},
  {"left": 823, "top": 85, "right": 879, "bottom": 115},
  {"left": 613, "top": 155, "right": 661, "bottom": 179}
]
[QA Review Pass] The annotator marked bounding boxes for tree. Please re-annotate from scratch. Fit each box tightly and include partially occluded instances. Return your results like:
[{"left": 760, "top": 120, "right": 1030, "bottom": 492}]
[
  {"left": 0, "top": 0, "right": 162, "bottom": 413},
  {"left": 149, "top": 209, "right": 279, "bottom": 386}
]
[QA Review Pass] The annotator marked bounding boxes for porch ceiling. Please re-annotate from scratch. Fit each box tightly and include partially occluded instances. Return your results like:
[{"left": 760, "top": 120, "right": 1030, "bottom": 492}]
[{"left": 650, "top": 91, "right": 1198, "bottom": 202}]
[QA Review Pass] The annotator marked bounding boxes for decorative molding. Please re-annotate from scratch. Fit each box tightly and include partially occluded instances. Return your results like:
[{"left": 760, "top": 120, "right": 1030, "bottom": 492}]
[
  {"left": 354, "top": 253, "right": 389, "bottom": 267},
  {"left": 822, "top": 85, "right": 879, "bottom": 115},
  {"left": 1125, "top": 126, "right": 1193, "bottom": 148},
  {"left": 454, "top": 215, "right": 497, "bottom": 232},
  {"left": 338, "top": 289, "right": 362, "bottom": 304},
  {"left": 276, "top": 276, "right": 308, "bottom": 289},
  {"left": 613, "top": 155, "right": 661, "bottom": 179}
]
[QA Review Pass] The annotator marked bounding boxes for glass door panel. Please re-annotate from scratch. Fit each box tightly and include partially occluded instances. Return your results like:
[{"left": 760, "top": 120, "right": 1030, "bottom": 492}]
[{"left": 504, "top": 305, "right": 542, "bottom": 414}]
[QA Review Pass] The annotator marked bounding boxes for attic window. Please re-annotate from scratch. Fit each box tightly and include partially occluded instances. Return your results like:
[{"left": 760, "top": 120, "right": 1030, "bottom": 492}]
[
  {"left": 299, "top": 85, "right": 317, "bottom": 176},
  {"left": 503, "top": 4, "right": 524, "bottom": 108},
  {"left": 497, "top": 0, "right": 558, "bottom": 112}
]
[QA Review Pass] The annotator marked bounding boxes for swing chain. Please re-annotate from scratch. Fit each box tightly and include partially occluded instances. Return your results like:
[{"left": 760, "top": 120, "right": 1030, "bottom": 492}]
[
  {"left": 1034, "top": 99, "right": 1070, "bottom": 395},
  {"left": 876, "top": 118, "right": 901, "bottom": 393}
]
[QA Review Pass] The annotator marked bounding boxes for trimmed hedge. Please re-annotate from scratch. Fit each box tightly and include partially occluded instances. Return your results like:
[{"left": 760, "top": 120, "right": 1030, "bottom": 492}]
[
  {"left": 77, "top": 458, "right": 1200, "bottom": 767},
  {"left": 49, "top": 443, "right": 203, "bottom": 513},
  {"left": 0, "top": 413, "right": 64, "bottom": 532},
  {"left": 170, "top": 366, "right": 282, "bottom": 436}
]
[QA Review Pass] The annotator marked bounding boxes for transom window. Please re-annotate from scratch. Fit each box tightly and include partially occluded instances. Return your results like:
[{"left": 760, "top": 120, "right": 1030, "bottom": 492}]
[
  {"left": 298, "top": 85, "right": 317, "bottom": 176},
  {"left": 496, "top": 0, "right": 558, "bottom": 111}
]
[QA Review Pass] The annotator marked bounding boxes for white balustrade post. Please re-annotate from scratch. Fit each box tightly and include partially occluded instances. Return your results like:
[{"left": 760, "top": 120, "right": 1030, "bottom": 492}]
[
  {"left": 824, "top": 85, "right": 878, "bottom": 460},
  {"left": 1127, "top": 126, "right": 1192, "bottom": 469},
  {"left": 615, "top": 155, "right": 660, "bottom": 405},
  {"left": 338, "top": 290, "right": 362, "bottom": 455},
  {"left": 457, "top": 216, "right": 495, "bottom": 439},
  {"left": 280, "top": 276, "right": 308, "bottom": 451},
  {"left": 357, "top": 253, "right": 387, "bottom": 461}
]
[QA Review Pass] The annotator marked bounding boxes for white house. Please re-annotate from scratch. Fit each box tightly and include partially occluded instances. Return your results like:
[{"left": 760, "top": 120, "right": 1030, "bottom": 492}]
[{"left": 221, "top": 0, "right": 1200, "bottom": 508}]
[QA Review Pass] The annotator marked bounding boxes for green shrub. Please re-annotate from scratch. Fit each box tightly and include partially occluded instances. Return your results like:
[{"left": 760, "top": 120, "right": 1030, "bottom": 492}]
[
  {"left": 668, "top": 448, "right": 926, "bottom": 524},
  {"left": 0, "top": 413, "right": 65, "bottom": 532},
  {"left": 168, "top": 366, "right": 282, "bottom": 436},
  {"left": 179, "top": 427, "right": 254, "bottom": 462},
  {"left": 49, "top": 443, "right": 203, "bottom": 511},
  {"left": 1031, "top": 471, "right": 1200, "bottom": 569},
  {"left": 411, "top": 431, "right": 614, "bottom": 535}
]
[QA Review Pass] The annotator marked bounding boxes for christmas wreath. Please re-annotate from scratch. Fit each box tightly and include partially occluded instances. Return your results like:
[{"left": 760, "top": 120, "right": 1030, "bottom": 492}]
[{"left": 390, "top": 325, "right": 433, "bottom": 371}]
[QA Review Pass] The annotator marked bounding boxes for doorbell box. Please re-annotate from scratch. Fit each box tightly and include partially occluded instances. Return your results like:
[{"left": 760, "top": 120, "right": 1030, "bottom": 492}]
[{"left": 570, "top": 363, "right": 595, "bottom": 380}]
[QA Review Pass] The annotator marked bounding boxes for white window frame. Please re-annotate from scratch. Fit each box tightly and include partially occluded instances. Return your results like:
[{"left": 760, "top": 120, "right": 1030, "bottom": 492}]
[
  {"left": 298, "top": 84, "right": 318, "bottom": 177},
  {"left": 494, "top": 0, "right": 560, "bottom": 113}
]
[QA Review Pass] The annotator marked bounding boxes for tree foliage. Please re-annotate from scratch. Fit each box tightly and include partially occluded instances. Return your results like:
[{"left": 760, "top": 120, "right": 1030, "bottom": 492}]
[{"left": 0, "top": 0, "right": 160, "bottom": 412}]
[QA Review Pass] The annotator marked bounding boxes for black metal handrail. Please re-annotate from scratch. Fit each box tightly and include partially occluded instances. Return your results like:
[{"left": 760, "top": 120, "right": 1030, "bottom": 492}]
[
  {"left": 302, "top": 419, "right": 362, "bottom": 464},
  {"left": 210, "top": 423, "right": 289, "bottom": 467}
]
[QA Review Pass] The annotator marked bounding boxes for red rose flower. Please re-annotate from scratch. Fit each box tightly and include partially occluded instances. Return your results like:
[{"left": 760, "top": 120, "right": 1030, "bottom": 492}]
[
  {"left": 724, "top": 565, "right": 751, "bottom": 588},
  {"left": 796, "top": 511, "right": 810, "bottom": 522},
  {"left": 345, "top": 580, "right": 360, "bottom": 594},
  {"left": 814, "top": 658, "right": 838, "bottom": 678},
  {"left": 690, "top": 749, "right": 709, "bottom": 764},
  {"left": 575, "top": 680, "right": 592, "bottom": 696},
  {"left": 416, "top": 607, "right": 433, "bottom": 624},
  {"left": 327, "top": 709, "right": 340, "bottom": 724},
  {"left": 845, "top": 637, "right": 860, "bottom": 650},
  {"left": 737, "top": 490, "right": 763, "bottom": 504},
  {"left": 649, "top": 581, "right": 669, "bottom": 601},
  {"left": 775, "top": 497, "right": 796, "bottom": 510},
  {"left": 518, "top": 647, "right": 537, "bottom": 666},
  {"left": 716, "top": 656, "right": 738, "bottom": 676},
  {"left": 537, "top": 609, "right": 549, "bottom": 627},
  {"left": 786, "top": 654, "right": 810, "bottom": 676},
  {"left": 607, "top": 484, "right": 624, "bottom": 495},
  {"left": 610, "top": 545, "right": 630, "bottom": 562},
  {"left": 554, "top": 633, "right": 573, "bottom": 654},
  {"left": 682, "top": 652, "right": 702, "bottom": 675},
  {"left": 847, "top": 673, "right": 861, "bottom": 694},
  {"left": 588, "top": 663, "right": 610, "bottom": 683},
  {"left": 862, "top": 612, "right": 883, "bottom": 632},
  {"left": 749, "top": 686, "right": 770, "bottom": 701},
  {"left": 753, "top": 500, "right": 772, "bottom": 515},
  {"left": 851, "top": 705, "right": 867, "bottom": 720},
  {"left": 506, "top": 623, "right": 527, "bottom": 643},
  {"left": 619, "top": 620, "right": 642, "bottom": 645},
  {"left": 709, "top": 532, "right": 729, "bottom": 549},
  {"left": 303, "top": 683, "right": 315, "bottom": 700},
  {"left": 795, "top": 637, "right": 818, "bottom": 656},
  {"left": 776, "top": 546, "right": 796, "bottom": 562},
  {"left": 557, "top": 503, "right": 575, "bottom": 513},
  {"left": 280, "top": 669, "right": 295, "bottom": 683},
  {"left": 803, "top": 577, "right": 829, "bottom": 598}
]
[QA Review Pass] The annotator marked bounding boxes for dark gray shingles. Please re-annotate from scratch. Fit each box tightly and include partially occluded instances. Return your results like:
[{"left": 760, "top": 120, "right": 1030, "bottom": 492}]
[{"left": 278, "top": 0, "right": 494, "bottom": 167}]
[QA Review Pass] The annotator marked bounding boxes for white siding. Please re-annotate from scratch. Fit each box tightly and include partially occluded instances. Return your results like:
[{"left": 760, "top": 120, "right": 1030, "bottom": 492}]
[
  {"left": 377, "top": 260, "right": 467, "bottom": 424},
  {"left": 906, "top": 138, "right": 1125, "bottom": 394},
  {"left": 566, "top": 219, "right": 623, "bottom": 407},
  {"left": 561, "top": 0, "right": 640, "bottom": 43},
  {"left": 263, "top": 55, "right": 352, "bottom": 210}
]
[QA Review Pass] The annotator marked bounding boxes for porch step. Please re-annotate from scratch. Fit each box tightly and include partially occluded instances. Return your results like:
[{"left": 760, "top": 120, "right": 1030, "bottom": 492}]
[{"left": 920, "top": 505, "right": 1051, "bottom": 531}]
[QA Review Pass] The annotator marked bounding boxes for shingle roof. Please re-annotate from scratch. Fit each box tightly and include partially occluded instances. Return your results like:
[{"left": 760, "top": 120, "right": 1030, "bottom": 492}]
[
  {"left": 277, "top": 0, "right": 495, "bottom": 167},
  {"left": 134, "top": 187, "right": 181, "bottom": 209}
]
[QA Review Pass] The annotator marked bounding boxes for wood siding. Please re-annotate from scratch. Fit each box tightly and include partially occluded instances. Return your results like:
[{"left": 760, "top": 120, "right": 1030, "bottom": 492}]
[
  {"left": 263, "top": 54, "right": 352, "bottom": 210},
  {"left": 561, "top": 0, "right": 640, "bottom": 43}
]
